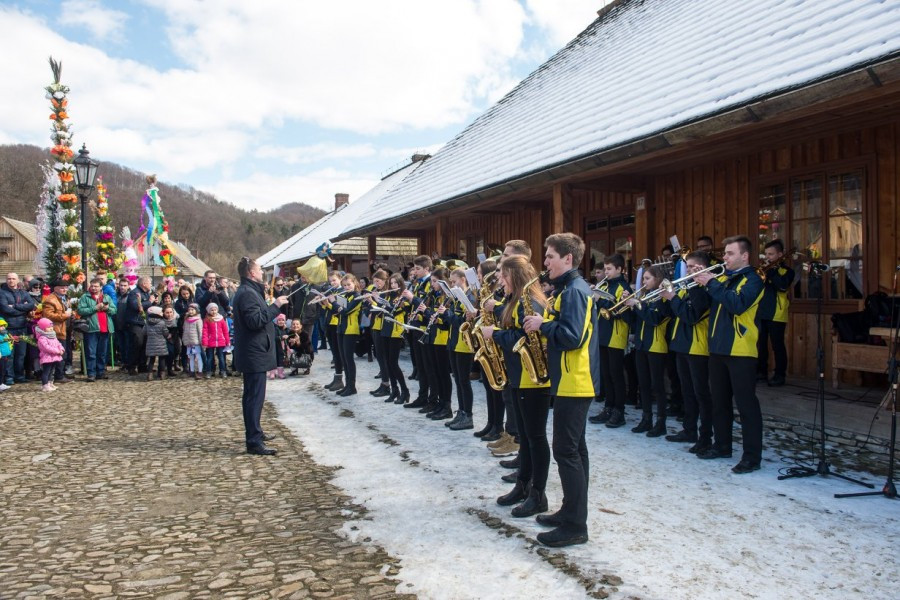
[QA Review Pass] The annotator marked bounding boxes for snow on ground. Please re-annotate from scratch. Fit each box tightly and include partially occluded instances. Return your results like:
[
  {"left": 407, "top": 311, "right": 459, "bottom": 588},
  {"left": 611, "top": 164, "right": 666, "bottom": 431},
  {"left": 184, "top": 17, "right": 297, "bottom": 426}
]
[{"left": 269, "top": 350, "right": 899, "bottom": 600}]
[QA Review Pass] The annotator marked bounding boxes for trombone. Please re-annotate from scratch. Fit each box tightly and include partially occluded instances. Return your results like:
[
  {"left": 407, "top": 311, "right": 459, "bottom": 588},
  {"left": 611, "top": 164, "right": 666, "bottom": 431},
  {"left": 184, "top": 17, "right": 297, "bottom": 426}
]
[
  {"left": 599, "top": 285, "right": 647, "bottom": 319},
  {"left": 590, "top": 276, "right": 616, "bottom": 303},
  {"left": 640, "top": 263, "right": 727, "bottom": 303}
]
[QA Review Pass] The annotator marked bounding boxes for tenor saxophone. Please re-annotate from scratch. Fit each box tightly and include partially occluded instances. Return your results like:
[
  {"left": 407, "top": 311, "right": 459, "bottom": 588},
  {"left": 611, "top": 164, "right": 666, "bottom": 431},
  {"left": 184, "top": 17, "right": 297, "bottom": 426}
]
[
  {"left": 472, "top": 272, "right": 507, "bottom": 391},
  {"left": 512, "top": 276, "right": 550, "bottom": 385}
]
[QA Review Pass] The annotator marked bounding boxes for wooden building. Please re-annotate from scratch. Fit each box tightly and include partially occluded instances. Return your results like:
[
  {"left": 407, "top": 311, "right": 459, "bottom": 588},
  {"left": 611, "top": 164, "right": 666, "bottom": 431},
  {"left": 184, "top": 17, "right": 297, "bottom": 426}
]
[
  {"left": 0, "top": 216, "right": 39, "bottom": 277},
  {"left": 325, "top": 0, "right": 900, "bottom": 383}
]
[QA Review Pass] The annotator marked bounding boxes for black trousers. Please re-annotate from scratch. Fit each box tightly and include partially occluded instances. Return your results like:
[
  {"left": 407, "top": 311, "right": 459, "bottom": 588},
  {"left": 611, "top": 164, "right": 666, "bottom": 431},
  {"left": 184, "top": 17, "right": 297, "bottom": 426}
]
[
  {"left": 242, "top": 371, "right": 267, "bottom": 448},
  {"left": 666, "top": 350, "right": 682, "bottom": 407},
  {"left": 757, "top": 319, "right": 787, "bottom": 378},
  {"left": 635, "top": 350, "right": 667, "bottom": 420},
  {"left": 327, "top": 324, "right": 342, "bottom": 375},
  {"left": 552, "top": 396, "right": 591, "bottom": 533},
  {"left": 478, "top": 364, "right": 504, "bottom": 428},
  {"left": 386, "top": 337, "right": 407, "bottom": 393},
  {"left": 624, "top": 351, "right": 638, "bottom": 405},
  {"left": 424, "top": 343, "right": 451, "bottom": 406},
  {"left": 451, "top": 350, "right": 474, "bottom": 413},
  {"left": 411, "top": 334, "right": 431, "bottom": 401},
  {"left": 338, "top": 333, "right": 358, "bottom": 388},
  {"left": 515, "top": 388, "right": 551, "bottom": 491},
  {"left": 675, "top": 352, "right": 712, "bottom": 441},
  {"left": 709, "top": 354, "right": 763, "bottom": 464},
  {"left": 502, "top": 387, "right": 519, "bottom": 437},
  {"left": 373, "top": 333, "right": 389, "bottom": 384},
  {"left": 599, "top": 346, "right": 626, "bottom": 412}
]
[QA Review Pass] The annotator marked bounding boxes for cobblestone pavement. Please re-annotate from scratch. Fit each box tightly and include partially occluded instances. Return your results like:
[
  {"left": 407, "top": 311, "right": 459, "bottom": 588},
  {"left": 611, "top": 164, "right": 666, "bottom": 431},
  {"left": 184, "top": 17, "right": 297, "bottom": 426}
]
[{"left": 0, "top": 372, "right": 413, "bottom": 599}]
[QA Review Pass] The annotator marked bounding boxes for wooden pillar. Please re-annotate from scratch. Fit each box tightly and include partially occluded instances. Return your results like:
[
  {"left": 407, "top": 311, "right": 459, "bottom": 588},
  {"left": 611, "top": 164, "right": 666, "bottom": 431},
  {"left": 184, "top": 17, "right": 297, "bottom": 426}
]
[
  {"left": 635, "top": 190, "right": 650, "bottom": 268},
  {"left": 434, "top": 219, "right": 444, "bottom": 257},
  {"left": 552, "top": 184, "right": 564, "bottom": 234},
  {"left": 367, "top": 235, "right": 376, "bottom": 272}
]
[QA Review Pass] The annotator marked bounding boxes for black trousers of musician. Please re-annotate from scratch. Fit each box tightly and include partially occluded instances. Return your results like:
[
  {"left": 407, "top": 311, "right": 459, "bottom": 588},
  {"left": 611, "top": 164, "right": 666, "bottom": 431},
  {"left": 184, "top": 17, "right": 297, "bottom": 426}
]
[
  {"left": 757, "top": 319, "right": 787, "bottom": 379},
  {"left": 451, "top": 350, "right": 474, "bottom": 414},
  {"left": 424, "top": 343, "right": 451, "bottom": 407},
  {"left": 635, "top": 350, "right": 667, "bottom": 421},
  {"left": 665, "top": 350, "right": 682, "bottom": 410},
  {"left": 514, "top": 388, "right": 551, "bottom": 491},
  {"left": 709, "top": 354, "right": 762, "bottom": 464},
  {"left": 242, "top": 371, "right": 267, "bottom": 449},
  {"left": 552, "top": 396, "right": 591, "bottom": 533},
  {"left": 372, "top": 333, "right": 389, "bottom": 385},
  {"left": 501, "top": 388, "right": 520, "bottom": 438},
  {"left": 599, "top": 346, "right": 626, "bottom": 412},
  {"left": 338, "top": 333, "right": 358, "bottom": 389},
  {"left": 327, "top": 324, "right": 342, "bottom": 375},
  {"left": 478, "top": 367, "right": 505, "bottom": 429},
  {"left": 675, "top": 353, "right": 712, "bottom": 442},
  {"left": 411, "top": 334, "right": 431, "bottom": 401},
  {"left": 624, "top": 351, "right": 639, "bottom": 405},
  {"left": 386, "top": 337, "right": 407, "bottom": 394}
]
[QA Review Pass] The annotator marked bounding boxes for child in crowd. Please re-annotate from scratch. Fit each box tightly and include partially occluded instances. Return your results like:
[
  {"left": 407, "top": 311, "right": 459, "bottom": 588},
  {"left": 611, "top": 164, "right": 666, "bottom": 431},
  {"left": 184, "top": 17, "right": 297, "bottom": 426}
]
[
  {"left": 0, "top": 318, "right": 11, "bottom": 392},
  {"left": 163, "top": 306, "right": 180, "bottom": 377},
  {"left": 182, "top": 303, "right": 203, "bottom": 380},
  {"left": 270, "top": 313, "right": 288, "bottom": 380},
  {"left": 35, "top": 317, "right": 64, "bottom": 392},
  {"left": 286, "top": 319, "right": 313, "bottom": 376},
  {"left": 202, "top": 303, "right": 230, "bottom": 379},
  {"left": 144, "top": 306, "right": 172, "bottom": 381}
]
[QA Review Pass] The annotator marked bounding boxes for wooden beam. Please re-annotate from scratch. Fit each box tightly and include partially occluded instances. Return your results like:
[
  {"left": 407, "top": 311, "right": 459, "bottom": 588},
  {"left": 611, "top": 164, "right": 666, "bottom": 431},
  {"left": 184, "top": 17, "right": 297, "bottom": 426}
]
[
  {"left": 367, "top": 235, "right": 376, "bottom": 270},
  {"left": 552, "top": 183, "right": 564, "bottom": 233},
  {"left": 434, "top": 219, "right": 444, "bottom": 257}
]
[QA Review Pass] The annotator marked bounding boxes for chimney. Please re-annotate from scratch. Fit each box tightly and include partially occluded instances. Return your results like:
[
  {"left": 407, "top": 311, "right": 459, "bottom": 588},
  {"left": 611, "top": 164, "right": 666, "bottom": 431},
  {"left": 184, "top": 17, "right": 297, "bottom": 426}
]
[
  {"left": 335, "top": 193, "right": 349, "bottom": 210},
  {"left": 411, "top": 153, "right": 430, "bottom": 163}
]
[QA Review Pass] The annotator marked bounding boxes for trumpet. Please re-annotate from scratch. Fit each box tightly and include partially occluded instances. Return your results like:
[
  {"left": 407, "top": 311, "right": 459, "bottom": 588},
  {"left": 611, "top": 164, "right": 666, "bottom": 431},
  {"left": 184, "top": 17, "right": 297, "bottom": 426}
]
[
  {"left": 599, "top": 285, "right": 647, "bottom": 319},
  {"left": 591, "top": 276, "right": 617, "bottom": 302},
  {"left": 641, "top": 263, "right": 727, "bottom": 303}
]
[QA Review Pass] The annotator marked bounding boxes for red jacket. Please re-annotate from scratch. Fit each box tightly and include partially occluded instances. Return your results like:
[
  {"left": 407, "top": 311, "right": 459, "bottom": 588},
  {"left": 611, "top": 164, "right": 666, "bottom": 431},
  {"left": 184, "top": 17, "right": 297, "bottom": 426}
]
[{"left": 202, "top": 316, "right": 230, "bottom": 348}]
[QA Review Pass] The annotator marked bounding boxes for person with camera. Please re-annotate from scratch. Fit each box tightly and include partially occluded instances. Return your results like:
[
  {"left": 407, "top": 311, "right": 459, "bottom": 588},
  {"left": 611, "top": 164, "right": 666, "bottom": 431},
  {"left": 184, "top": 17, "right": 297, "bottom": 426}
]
[{"left": 197, "top": 270, "right": 230, "bottom": 317}]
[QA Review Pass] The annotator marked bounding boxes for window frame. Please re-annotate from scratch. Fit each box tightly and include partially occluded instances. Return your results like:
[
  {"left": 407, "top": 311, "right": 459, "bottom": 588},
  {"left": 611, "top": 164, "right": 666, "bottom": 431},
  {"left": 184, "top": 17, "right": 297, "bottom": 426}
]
[{"left": 752, "top": 157, "right": 875, "bottom": 313}]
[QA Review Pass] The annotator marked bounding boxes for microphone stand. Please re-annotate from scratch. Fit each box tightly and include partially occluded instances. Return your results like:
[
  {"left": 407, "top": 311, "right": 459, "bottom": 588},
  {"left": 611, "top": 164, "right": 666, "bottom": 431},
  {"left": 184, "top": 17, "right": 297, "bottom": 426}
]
[
  {"left": 835, "top": 266, "right": 899, "bottom": 499},
  {"left": 778, "top": 264, "right": 874, "bottom": 489}
]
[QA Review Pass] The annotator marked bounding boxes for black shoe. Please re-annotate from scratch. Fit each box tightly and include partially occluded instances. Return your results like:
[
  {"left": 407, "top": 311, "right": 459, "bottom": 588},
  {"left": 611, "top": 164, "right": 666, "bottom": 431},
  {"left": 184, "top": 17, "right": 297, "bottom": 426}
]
[
  {"left": 666, "top": 430, "right": 698, "bottom": 443},
  {"left": 374, "top": 372, "right": 383, "bottom": 379},
  {"left": 500, "top": 472, "right": 518, "bottom": 484},
  {"left": 429, "top": 406, "right": 453, "bottom": 420},
  {"left": 536, "top": 527, "right": 588, "bottom": 548},
  {"left": 337, "top": 386, "right": 357, "bottom": 397},
  {"left": 697, "top": 446, "right": 732, "bottom": 460},
  {"left": 499, "top": 456, "right": 520, "bottom": 470},
  {"left": 473, "top": 423, "right": 493, "bottom": 437},
  {"left": 767, "top": 376, "right": 785, "bottom": 387},
  {"left": 420, "top": 401, "right": 439, "bottom": 414},
  {"left": 370, "top": 383, "right": 391, "bottom": 397},
  {"left": 588, "top": 406, "right": 612, "bottom": 424},
  {"left": 395, "top": 390, "right": 410, "bottom": 405},
  {"left": 127, "top": 367, "right": 137, "bottom": 376},
  {"left": 536, "top": 511, "right": 564, "bottom": 528},
  {"left": 444, "top": 410, "right": 463, "bottom": 427},
  {"left": 496, "top": 480, "right": 528, "bottom": 506},
  {"left": 689, "top": 439, "right": 712, "bottom": 454},
  {"left": 247, "top": 444, "right": 277, "bottom": 456},
  {"left": 385, "top": 390, "right": 399, "bottom": 403},
  {"left": 324, "top": 375, "right": 344, "bottom": 390},
  {"left": 481, "top": 428, "right": 502, "bottom": 442},
  {"left": 403, "top": 397, "right": 427, "bottom": 409},
  {"left": 97, "top": 373, "right": 109, "bottom": 380},
  {"left": 732, "top": 460, "right": 761, "bottom": 474},
  {"left": 646, "top": 420, "right": 667, "bottom": 438},
  {"left": 409, "top": 370, "right": 418, "bottom": 381},
  {"left": 262, "top": 433, "right": 277, "bottom": 442},
  {"left": 511, "top": 489, "right": 548, "bottom": 518},
  {"left": 631, "top": 414, "right": 653, "bottom": 434},
  {"left": 605, "top": 408, "right": 626, "bottom": 428}
]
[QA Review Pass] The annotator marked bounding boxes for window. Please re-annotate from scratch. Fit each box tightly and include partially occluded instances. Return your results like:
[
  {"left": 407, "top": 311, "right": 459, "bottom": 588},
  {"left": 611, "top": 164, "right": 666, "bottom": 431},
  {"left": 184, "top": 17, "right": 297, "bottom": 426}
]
[{"left": 758, "top": 169, "right": 864, "bottom": 301}]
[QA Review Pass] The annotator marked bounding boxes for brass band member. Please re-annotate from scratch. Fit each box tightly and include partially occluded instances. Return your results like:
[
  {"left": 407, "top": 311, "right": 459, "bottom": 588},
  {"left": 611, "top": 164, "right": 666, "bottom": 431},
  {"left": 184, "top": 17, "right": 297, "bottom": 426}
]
[
  {"left": 322, "top": 271, "right": 345, "bottom": 391},
  {"left": 368, "top": 270, "right": 391, "bottom": 398},
  {"left": 693, "top": 235, "right": 765, "bottom": 474},
  {"left": 697, "top": 235, "right": 721, "bottom": 265},
  {"left": 444, "top": 268, "right": 477, "bottom": 429},
  {"left": 627, "top": 265, "right": 670, "bottom": 437},
  {"left": 473, "top": 259, "right": 506, "bottom": 441},
  {"left": 381, "top": 273, "right": 411, "bottom": 404},
  {"left": 660, "top": 251, "right": 713, "bottom": 452},
  {"left": 590, "top": 254, "right": 631, "bottom": 428},
  {"left": 401, "top": 256, "right": 434, "bottom": 409},
  {"left": 425, "top": 267, "right": 453, "bottom": 420},
  {"left": 757, "top": 239, "right": 794, "bottom": 387},
  {"left": 523, "top": 233, "right": 599, "bottom": 548},
  {"left": 484, "top": 255, "right": 552, "bottom": 518},
  {"left": 332, "top": 273, "right": 363, "bottom": 397}
]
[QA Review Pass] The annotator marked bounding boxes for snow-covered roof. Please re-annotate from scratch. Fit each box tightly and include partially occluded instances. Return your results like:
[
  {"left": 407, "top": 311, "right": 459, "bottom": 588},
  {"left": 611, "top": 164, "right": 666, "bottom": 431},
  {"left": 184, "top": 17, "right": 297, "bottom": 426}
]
[
  {"left": 260, "top": 159, "right": 424, "bottom": 267},
  {"left": 2, "top": 216, "right": 38, "bottom": 247},
  {"left": 344, "top": 0, "right": 900, "bottom": 235}
]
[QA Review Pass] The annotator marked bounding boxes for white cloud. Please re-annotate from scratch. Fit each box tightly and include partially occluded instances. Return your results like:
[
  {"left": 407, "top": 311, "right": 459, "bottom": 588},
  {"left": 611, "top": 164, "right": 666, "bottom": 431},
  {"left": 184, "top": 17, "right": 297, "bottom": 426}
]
[
  {"left": 525, "top": 0, "right": 600, "bottom": 47},
  {"left": 210, "top": 170, "right": 380, "bottom": 213},
  {"left": 59, "top": 0, "right": 128, "bottom": 39},
  {"left": 256, "top": 143, "right": 377, "bottom": 165}
]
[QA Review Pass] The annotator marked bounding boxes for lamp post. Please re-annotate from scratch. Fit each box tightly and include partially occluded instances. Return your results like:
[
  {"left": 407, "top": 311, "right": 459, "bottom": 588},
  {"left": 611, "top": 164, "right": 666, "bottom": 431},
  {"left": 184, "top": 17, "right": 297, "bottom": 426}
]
[{"left": 73, "top": 144, "right": 99, "bottom": 289}]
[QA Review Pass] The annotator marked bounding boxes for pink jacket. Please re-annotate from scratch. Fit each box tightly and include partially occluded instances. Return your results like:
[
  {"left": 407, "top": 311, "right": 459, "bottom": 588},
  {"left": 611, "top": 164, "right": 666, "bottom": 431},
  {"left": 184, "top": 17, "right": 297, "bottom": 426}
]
[
  {"left": 37, "top": 331, "right": 65, "bottom": 364},
  {"left": 202, "top": 316, "right": 230, "bottom": 348}
]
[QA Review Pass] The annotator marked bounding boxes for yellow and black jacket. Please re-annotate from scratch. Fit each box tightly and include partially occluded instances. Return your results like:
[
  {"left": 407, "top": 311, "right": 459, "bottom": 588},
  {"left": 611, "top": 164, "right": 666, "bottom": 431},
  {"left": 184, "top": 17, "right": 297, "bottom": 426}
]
[
  {"left": 539, "top": 269, "right": 600, "bottom": 398},
  {"left": 758, "top": 263, "right": 794, "bottom": 324},
  {"left": 428, "top": 291, "right": 451, "bottom": 346},
  {"left": 595, "top": 275, "right": 631, "bottom": 350},
  {"left": 706, "top": 266, "right": 764, "bottom": 358},
  {"left": 631, "top": 299, "right": 669, "bottom": 354},
  {"left": 380, "top": 296, "right": 410, "bottom": 339},
  {"left": 493, "top": 297, "right": 550, "bottom": 390},
  {"left": 365, "top": 285, "right": 384, "bottom": 334},
  {"left": 665, "top": 286, "right": 710, "bottom": 356},
  {"left": 445, "top": 290, "right": 476, "bottom": 354},
  {"left": 338, "top": 292, "right": 363, "bottom": 336},
  {"left": 408, "top": 276, "right": 433, "bottom": 339}
]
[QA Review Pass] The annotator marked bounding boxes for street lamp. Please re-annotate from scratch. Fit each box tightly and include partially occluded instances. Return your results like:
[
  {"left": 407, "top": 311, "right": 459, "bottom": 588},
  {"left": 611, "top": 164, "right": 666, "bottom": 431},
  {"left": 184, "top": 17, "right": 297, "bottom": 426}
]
[{"left": 73, "top": 144, "right": 99, "bottom": 288}]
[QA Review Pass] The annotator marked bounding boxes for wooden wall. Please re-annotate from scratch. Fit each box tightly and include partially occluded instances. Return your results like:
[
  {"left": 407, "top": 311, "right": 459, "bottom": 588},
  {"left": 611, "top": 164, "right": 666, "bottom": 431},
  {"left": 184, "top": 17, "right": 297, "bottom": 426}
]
[{"left": 0, "top": 219, "right": 37, "bottom": 262}]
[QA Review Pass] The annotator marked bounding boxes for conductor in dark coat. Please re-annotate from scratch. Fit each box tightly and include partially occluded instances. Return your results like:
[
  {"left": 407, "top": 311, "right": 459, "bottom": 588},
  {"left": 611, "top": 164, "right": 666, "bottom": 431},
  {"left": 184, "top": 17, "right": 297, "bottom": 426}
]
[{"left": 232, "top": 257, "right": 289, "bottom": 455}]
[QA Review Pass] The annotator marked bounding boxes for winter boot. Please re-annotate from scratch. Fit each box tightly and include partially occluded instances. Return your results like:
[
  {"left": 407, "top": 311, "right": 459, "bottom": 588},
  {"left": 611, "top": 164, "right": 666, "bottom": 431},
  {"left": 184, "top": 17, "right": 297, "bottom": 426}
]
[
  {"left": 496, "top": 480, "right": 529, "bottom": 506},
  {"left": 444, "top": 410, "right": 464, "bottom": 427},
  {"left": 605, "top": 408, "right": 626, "bottom": 428},
  {"left": 631, "top": 413, "right": 653, "bottom": 434},
  {"left": 395, "top": 389, "right": 410, "bottom": 405},
  {"left": 370, "top": 383, "right": 391, "bottom": 397},
  {"left": 337, "top": 386, "right": 357, "bottom": 397},
  {"left": 646, "top": 419, "right": 667, "bottom": 438},
  {"left": 324, "top": 374, "right": 343, "bottom": 390},
  {"left": 449, "top": 412, "right": 473, "bottom": 430},
  {"left": 511, "top": 488, "right": 548, "bottom": 518}
]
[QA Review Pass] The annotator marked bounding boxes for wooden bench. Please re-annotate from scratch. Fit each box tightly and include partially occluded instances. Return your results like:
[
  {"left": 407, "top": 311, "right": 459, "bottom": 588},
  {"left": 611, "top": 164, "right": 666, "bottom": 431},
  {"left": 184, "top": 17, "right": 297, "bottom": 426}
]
[{"left": 832, "top": 327, "right": 896, "bottom": 388}]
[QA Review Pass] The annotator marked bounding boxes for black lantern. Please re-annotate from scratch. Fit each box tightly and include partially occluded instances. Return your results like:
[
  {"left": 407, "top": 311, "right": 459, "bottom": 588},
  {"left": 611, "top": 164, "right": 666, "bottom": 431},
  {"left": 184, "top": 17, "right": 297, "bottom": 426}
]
[{"left": 73, "top": 144, "right": 99, "bottom": 287}]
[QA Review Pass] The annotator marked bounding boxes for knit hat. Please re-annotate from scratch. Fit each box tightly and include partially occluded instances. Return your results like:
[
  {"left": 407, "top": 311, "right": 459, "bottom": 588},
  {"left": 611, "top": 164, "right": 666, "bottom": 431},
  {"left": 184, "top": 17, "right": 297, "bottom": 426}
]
[
  {"left": 188, "top": 303, "right": 200, "bottom": 312},
  {"left": 0, "top": 317, "right": 7, "bottom": 328},
  {"left": 275, "top": 313, "right": 286, "bottom": 323},
  {"left": 37, "top": 318, "right": 53, "bottom": 330},
  {"left": 147, "top": 306, "right": 163, "bottom": 317},
  {"left": 206, "top": 303, "right": 218, "bottom": 314}
]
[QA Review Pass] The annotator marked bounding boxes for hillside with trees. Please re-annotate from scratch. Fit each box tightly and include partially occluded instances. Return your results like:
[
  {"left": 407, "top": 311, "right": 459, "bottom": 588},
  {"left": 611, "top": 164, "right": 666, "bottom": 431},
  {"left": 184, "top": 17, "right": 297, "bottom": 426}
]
[{"left": 0, "top": 144, "right": 325, "bottom": 276}]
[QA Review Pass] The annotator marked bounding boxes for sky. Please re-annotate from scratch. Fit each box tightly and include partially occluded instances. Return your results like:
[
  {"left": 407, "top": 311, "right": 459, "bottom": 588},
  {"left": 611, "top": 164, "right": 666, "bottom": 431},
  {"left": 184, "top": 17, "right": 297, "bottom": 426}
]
[{"left": 0, "top": 0, "right": 607, "bottom": 213}]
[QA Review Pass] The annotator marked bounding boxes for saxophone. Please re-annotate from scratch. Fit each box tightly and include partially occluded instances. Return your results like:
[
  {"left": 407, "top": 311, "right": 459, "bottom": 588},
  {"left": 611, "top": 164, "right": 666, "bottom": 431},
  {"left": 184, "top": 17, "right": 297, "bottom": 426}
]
[
  {"left": 513, "top": 275, "right": 550, "bottom": 385},
  {"left": 472, "top": 272, "right": 507, "bottom": 391}
]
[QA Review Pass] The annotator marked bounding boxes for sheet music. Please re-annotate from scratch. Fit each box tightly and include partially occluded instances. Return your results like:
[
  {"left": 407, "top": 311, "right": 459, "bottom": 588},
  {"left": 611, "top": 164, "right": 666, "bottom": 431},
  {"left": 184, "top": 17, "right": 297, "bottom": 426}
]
[
  {"left": 452, "top": 288, "right": 477, "bottom": 313},
  {"left": 464, "top": 267, "right": 480, "bottom": 290},
  {"left": 436, "top": 280, "right": 455, "bottom": 299},
  {"left": 334, "top": 295, "right": 348, "bottom": 309}
]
